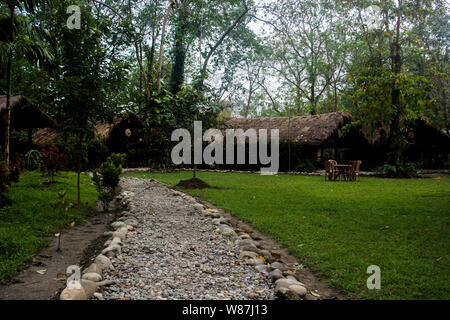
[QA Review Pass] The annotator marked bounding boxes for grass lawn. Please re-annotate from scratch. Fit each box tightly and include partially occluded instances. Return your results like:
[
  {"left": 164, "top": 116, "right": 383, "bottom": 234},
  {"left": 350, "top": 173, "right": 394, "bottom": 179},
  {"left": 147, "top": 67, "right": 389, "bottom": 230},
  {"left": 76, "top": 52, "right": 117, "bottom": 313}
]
[
  {"left": 0, "top": 171, "right": 98, "bottom": 283},
  {"left": 127, "top": 171, "right": 450, "bottom": 300}
]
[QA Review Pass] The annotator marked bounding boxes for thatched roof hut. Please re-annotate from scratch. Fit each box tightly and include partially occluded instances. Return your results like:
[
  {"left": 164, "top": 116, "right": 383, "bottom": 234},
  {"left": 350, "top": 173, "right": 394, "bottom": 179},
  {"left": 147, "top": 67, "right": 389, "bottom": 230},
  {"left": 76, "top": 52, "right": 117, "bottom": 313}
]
[
  {"left": 0, "top": 95, "right": 56, "bottom": 129},
  {"left": 224, "top": 111, "right": 353, "bottom": 145},
  {"left": 33, "top": 113, "right": 144, "bottom": 147},
  {"left": 94, "top": 112, "right": 143, "bottom": 142}
]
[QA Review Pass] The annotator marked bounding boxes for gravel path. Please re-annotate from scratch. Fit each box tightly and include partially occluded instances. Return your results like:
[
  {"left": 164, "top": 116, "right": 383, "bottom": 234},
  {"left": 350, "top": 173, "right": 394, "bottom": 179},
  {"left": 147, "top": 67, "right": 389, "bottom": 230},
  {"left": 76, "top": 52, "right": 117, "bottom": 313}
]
[{"left": 101, "top": 177, "right": 274, "bottom": 300}]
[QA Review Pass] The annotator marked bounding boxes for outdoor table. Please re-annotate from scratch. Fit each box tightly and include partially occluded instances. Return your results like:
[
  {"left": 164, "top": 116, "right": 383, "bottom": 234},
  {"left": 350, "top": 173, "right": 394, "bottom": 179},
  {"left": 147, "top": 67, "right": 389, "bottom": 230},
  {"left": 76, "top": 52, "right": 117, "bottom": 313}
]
[{"left": 333, "top": 164, "right": 352, "bottom": 181}]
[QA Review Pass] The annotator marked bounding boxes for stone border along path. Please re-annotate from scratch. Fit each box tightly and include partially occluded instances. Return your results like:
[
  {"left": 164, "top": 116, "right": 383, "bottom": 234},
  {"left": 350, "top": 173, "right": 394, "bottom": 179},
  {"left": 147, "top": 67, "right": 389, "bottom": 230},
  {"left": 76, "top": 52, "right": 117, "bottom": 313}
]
[{"left": 60, "top": 177, "right": 321, "bottom": 300}]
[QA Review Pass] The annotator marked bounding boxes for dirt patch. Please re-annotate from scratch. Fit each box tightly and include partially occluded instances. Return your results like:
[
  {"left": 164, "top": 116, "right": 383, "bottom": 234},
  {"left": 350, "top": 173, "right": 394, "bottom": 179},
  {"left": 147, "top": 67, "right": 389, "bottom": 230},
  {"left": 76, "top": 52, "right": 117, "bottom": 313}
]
[
  {"left": 175, "top": 177, "right": 219, "bottom": 189},
  {"left": 195, "top": 197, "right": 347, "bottom": 300},
  {"left": 0, "top": 210, "right": 120, "bottom": 300}
]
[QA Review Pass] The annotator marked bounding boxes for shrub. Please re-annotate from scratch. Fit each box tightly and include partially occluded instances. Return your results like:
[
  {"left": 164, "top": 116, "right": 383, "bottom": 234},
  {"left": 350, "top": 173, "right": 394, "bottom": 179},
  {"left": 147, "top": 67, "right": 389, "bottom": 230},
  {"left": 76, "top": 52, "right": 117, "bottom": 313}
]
[
  {"left": 87, "top": 138, "right": 109, "bottom": 169},
  {"left": 39, "top": 145, "right": 67, "bottom": 182},
  {"left": 23, "top": 149, "right": 42, "bottom": 170},
  {"left": 295, "top": 159, "right": 316, "bottom": 173},
  {"left": 376, "top": 162, "right": 419, "bottom": 178},
  {"left": 108, "top": 153, "right": 127, "bottom": 169},
  {"left": 92, "top": 153, "right": 126, "bottom": 211},
  {"left": 0, "top": 152, "right": 23, "bottom": 208},
  {"left": 0, "top": 156, "right": 10, "bottom": 205},
  {"left": 8, "top": 153, "right": 23, "bottom": 184}
]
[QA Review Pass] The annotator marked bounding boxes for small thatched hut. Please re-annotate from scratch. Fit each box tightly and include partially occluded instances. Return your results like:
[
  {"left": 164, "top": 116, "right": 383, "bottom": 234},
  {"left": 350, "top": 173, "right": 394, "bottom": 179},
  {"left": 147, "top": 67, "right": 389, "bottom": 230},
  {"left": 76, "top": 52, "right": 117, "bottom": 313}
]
[
  {"left": 33, "top": 112, "right": 144, "bottom": 152},
  {"left": 94, "top": 113, "right": 144, "bottom": 153},
  {"left": 362, "top": 118, "right": 450, "bottom": 169},
  {"left": 0, "top": 95, "right": 56, "bottom": 148},
  {"left": 224, "top": 111, "right": 356, "bottom": 165}
]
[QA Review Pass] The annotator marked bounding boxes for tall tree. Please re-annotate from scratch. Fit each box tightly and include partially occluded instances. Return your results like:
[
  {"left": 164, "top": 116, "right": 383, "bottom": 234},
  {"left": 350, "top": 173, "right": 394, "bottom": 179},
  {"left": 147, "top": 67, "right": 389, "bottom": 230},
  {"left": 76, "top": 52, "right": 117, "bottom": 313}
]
[
  {"left": 346, "top": 0, "right": 436, "bottom": 164},
  {"left": 52, "top": 0, "right": 107, "bottom": 210},
  {"left": 0, "top": 0, "right": 52, "bottom": 164}
]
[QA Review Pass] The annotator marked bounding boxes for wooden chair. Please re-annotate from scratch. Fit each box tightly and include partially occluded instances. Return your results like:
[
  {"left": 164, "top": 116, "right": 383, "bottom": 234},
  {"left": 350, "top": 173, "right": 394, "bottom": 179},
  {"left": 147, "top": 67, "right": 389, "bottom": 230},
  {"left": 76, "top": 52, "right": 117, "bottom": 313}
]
[
  {"left": 324, "top": 160, "right": 338, "bottom": 181},
  {"left": 348, "top": 160, "right": 362, "bottom": 181}
]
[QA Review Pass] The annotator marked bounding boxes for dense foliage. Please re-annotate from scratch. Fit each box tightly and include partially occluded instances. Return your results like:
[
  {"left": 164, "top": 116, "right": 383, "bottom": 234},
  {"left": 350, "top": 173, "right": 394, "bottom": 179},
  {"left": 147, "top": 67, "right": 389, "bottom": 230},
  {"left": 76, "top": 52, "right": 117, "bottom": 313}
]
[
  {"left": 92, "top": 153, "right": 126, "bottom": 211},
  {"left": 0, "top": 0, "right": 448, "bottom": 169},
  {"left": 39, "top": 145, "right": 67, "bottom": 182}
]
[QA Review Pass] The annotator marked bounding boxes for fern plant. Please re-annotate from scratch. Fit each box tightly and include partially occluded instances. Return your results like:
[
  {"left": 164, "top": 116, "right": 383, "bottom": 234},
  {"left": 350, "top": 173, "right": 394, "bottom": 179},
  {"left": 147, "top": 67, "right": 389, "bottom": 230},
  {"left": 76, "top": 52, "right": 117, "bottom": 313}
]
[{"left": 23, "top": 149, "right": 42, "bottom": 171}]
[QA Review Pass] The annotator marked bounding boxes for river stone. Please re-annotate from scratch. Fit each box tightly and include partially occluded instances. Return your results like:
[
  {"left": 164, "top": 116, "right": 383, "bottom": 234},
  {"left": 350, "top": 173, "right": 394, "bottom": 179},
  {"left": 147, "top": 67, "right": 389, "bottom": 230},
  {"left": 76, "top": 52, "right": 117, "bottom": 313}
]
[
  {"left": 60, "top": 281, "right": 87, "bottom": 300},
  {"left": 95, "top": 254, "right": 112, "bottom": 270},
  {"left": 274, "top": 286, "right": 290, "bottom": 299},
  {"left": 123, "top": 219, "right": 139, "bottom": 227},
  {"left": 202, "top": 209, "right": 220, "bottom": 218},
  {"left": 255, "top": 264, "right": 270, "bottom": 275},
  {"left": 213, "top": 218, "right": 230, "bottom": 226},
  {"left": 239, "top": 251, "right": 259, "bottom": 259},
  {"left": 274, "top": 278, "right": 301, "bottom": 290},
  {"left": 111, "top": 221, "right": 126, "bottom": 230},
  {"left": 235, "top": 239, "right": 257, "bottom": 247},
  {"left": 117, "top": 215, "right": 137, "bottom": 222},
  {"left": 269, "top": 269, "right": 284, "bottom": 282},
  {"left": 221, "top": 227, "right": 237, "bottom": 237},
  {"left": 288, "top": 284, "right": 307, "bottom": 298},
  {"left": 85, "top": 263, "right": 102, "bottom": 275},
  {"left": 246, "top": 257, "right": 265, "bottom": 265},
  {"left": 102, "top": 243, "right": 121, "bottom": 254},
  {"left": 270, "top": 261, "right": 288, "bottom": 271},
  {"left": 240, "top": 244, "right": 260, "bottom": 254},
  {"left": 93, "top": 292, "right": 104, "bottom": 300},
  {"left": 112, "top": 230, "right": 127, "bottom": 241},
  {"left": 304, "top": 293, "right": 319, "bottom": 300},
  {"left": 239, "top": 234, "right": 252, "bottom": 240},
  {"left": 193, "top": 203, "right": 204, "bottom": 212},
  {"left": 259, "top": 250, "right": 272, "bottom": 260},
  {"left": 110, "top": 237, "right": 122, "bottom": 246},
  {"left": 81, "top": 279, "right": 97, "bottom": 299},
  {"left": 82, "top": 272, "right": 102, "bottom": 282},
  {"left": 284, "top": 289, "right": 302, "bottom": 300}
]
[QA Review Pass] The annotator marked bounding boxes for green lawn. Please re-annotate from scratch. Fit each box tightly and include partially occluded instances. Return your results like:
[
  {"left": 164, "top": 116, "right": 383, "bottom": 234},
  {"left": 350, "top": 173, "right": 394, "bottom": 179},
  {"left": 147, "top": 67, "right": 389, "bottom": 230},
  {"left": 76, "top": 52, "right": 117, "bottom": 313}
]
[
  {"left": 127, "top": 171, "right": 450, "bottom": 300},
  {"left": 0, "top": 171, "right": 98, "bottom": 283}
]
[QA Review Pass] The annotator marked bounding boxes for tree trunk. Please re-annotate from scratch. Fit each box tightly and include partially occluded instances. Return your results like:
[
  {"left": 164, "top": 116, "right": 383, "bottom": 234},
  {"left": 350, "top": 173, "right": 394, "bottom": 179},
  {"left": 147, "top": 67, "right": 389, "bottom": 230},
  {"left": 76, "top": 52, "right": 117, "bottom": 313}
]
[
  {"left": 169, "top": 4, "right": 187, "bottom": 95},
  {"left": 333, "top": 83, "right": 338, "bottom": 112},
  {"left": 77, "top": 164, "right": 81, "bottom": 212},
  {"left": 157, "top": 1, "right": 173, "bottom": 94},
  {"left": 387, "top": 9, "right": 403, "bottom": 165},
  {"left": 288, "top": 114, "right": 292, "bottom": 172},
  {"left": 147, "top": 32, "right": 156, "bottom": 84},
  {"left": 311, "top": 85, "right": 315, "bottom": 115},
  {"left": 4, "top": 5, "right": 15, "bottom": 165},
  {"left": 245, "top": 83, "right": 253, "bottom": 118},
  {"left": 77, "top": 137, "right": 82, "bottom": 212}
]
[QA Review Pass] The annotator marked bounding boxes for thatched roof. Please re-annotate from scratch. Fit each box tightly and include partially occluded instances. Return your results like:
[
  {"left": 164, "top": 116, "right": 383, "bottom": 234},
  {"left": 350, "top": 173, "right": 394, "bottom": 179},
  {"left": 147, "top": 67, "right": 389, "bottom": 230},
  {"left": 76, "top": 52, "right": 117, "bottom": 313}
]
[
  {"left": 94, "top": 112, "right": 143, "bottom": 140},
  {"left": 223, "top": 111, "right": 352, "bottom": 146},
  {"left": 362, "top": 116, "right": 450, "bottom": 146},
  {"left": 0, "top": 95, "right": 56, "bottom": 129},
  {"left": 33, "top": 113, "right": 143, "bottom": 144},
  {"left": 32, "top": 127, "right": 61, "bottom": 144}
]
